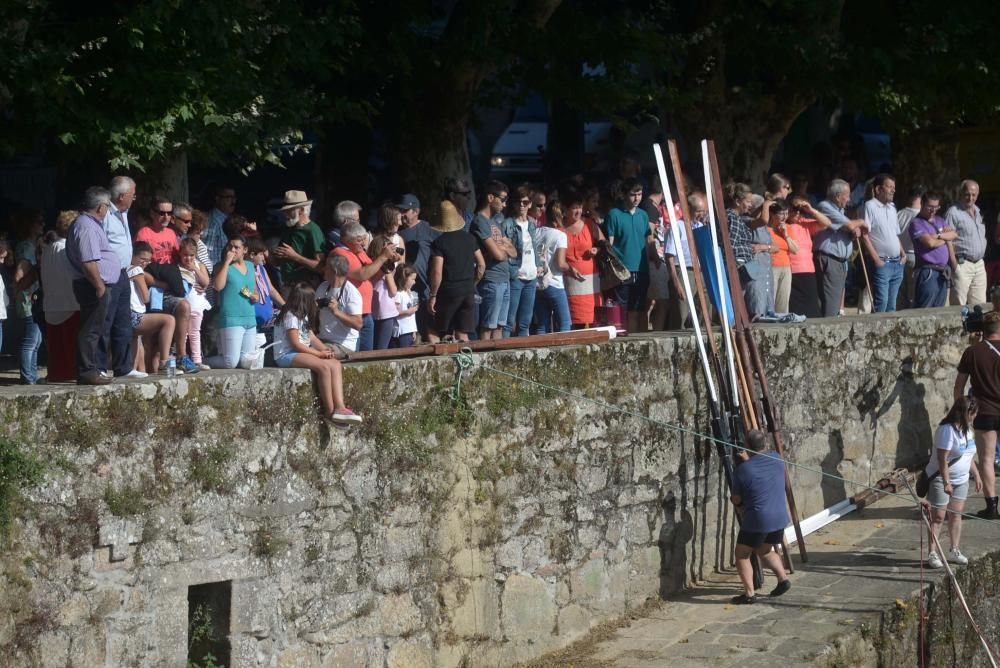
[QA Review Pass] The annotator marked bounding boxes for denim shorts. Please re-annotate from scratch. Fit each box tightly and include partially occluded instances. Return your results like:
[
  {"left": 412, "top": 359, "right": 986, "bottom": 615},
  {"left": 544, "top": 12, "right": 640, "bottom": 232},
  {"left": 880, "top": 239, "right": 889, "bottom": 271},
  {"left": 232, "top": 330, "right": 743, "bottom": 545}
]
[
  {"left": 927, "top": 476, "right": 969, "bottom": 508},
  {"left": 274, "top": 351, "right": 298, "bottom": 368},
  {"left": 478, "top": 280, "right": 511, "bottom": 330}
]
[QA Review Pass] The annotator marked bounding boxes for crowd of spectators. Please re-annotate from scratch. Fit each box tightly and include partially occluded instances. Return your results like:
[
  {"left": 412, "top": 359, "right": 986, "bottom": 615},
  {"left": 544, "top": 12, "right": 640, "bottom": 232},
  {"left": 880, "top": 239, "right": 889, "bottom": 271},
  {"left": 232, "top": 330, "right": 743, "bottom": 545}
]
[{"left": 0, "top": 156, "right": 997, "bottom": 400}]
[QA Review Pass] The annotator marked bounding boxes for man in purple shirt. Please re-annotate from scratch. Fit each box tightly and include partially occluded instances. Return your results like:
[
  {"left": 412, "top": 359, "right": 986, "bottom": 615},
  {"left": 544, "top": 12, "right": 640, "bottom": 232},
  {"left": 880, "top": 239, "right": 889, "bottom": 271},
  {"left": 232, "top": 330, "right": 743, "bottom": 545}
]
[
  {"left": 67, "top": 187, "right": 121, "bottom": 385},
  {"left": 909, "top": 192, "right": 958, "bottom": 309}
]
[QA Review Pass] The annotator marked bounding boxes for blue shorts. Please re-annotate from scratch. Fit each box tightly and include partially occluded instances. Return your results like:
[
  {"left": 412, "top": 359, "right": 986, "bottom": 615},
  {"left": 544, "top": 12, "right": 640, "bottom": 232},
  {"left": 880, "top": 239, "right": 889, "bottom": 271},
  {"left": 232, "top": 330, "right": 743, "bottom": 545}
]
[
  {"left": 478, "top": 280, "right": 511, "bottom": 330},
  {"left": 274, "top": 351, "right": 297, "bottom": 368}
]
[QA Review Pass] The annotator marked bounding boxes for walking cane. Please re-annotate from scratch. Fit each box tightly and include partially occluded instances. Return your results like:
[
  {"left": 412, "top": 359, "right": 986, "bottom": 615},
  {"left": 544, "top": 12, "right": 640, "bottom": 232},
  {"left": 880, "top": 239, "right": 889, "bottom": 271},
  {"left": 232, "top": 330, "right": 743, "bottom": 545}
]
[{"left": 855, "top": 238, "right": 874, "bottom": 314}]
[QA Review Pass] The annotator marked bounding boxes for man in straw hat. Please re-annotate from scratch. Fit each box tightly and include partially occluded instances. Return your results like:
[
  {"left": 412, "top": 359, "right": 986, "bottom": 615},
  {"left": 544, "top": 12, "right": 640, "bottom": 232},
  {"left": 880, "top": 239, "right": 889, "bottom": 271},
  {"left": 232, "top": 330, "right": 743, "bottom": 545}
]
[
  {"left": 273, "top": 190, "right": 327, "bottom": 285},
  {"left": 428, "top": 200, "right": 485, "bottom": 342}
]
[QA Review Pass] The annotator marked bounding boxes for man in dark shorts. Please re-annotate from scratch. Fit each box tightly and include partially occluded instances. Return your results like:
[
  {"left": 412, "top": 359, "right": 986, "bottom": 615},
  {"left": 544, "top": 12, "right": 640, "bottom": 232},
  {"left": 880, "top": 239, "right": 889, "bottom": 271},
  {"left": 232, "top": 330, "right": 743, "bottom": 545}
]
[
  {"left": 605, "top": 178, "right": 655, "bottom": 333},
  {"left": 730, "top": 430, "right": 792, "bottom": 604},
  {"left": 954, "top": 310, "right": 1000, "bottom": 519},
  {"left": 428, "top": 201, "right": 485, "bottom": 342}
]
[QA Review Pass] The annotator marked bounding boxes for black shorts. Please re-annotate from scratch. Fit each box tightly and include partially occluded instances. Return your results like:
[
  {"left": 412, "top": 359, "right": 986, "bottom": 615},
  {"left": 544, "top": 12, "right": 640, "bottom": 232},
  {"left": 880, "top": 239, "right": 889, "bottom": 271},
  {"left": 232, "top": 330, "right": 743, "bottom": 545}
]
[
  {"left": 973, "top": 413, "right": 1000, "bottom": 432},
  {"left": 736, "top": 528, "right": 784, "bottom": 550},
  {"left": 434, "top": 286, "right": 475, "bottom": 335},
  {"left": 609, "top": 272, "right": 650, "bottom": 312}
]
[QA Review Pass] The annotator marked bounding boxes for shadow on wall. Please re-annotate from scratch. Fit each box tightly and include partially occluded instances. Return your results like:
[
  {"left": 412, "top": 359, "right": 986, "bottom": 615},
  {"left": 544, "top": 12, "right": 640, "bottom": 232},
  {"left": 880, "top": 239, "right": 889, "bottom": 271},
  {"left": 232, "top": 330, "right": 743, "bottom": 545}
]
[
  {"left": 657, "top": 492, "right": 693, "bottom": 598},
  {"left": 875, "top": 357, "right": 933, "bottom": 469},
  {"left": 821, "top": 430, "right": 847, "bottom": 506}
]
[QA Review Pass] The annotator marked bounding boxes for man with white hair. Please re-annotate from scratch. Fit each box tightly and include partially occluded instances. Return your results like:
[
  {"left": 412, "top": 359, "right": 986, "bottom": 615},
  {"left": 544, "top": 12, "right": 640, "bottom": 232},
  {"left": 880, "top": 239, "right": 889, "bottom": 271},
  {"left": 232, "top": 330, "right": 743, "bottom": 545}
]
[
  {"left": 101, "top": 175, "right": 142, "bottom": 378},
  {"left": 329, "top": 200, "right": 362, "bottom": 249},
  {"left": 946, "top": 179, "right": 988, "bottom": 306},
  {"left": 272, "top": 190, "right": 326, "bottom": 284},
  {"left": 67, "top": 187, "right": 120, "bottom": 385},
  {"left": 815, "top": 179, "right": 868, "bottom": 317}
]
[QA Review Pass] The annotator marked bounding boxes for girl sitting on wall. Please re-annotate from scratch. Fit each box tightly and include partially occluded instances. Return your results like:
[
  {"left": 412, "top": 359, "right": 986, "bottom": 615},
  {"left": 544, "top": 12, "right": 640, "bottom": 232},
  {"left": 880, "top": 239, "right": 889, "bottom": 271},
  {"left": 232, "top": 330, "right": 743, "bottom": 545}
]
[{"left": 273, "top": 281, "right": 362, "bottom": 425}]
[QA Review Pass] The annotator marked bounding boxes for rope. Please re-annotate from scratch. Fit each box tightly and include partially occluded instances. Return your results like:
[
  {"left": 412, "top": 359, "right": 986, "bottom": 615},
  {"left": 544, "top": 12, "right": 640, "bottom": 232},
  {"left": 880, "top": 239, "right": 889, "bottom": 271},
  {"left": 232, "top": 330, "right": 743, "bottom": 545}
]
[
  {"left": 450, "top": 350, "right": 998, "bottom": 526},
  {"left": 448, "top": 349, "right": 1000, "bottom": 663},
  {"left": 447, "top": 349, "right": 475, "bottom": 402}
]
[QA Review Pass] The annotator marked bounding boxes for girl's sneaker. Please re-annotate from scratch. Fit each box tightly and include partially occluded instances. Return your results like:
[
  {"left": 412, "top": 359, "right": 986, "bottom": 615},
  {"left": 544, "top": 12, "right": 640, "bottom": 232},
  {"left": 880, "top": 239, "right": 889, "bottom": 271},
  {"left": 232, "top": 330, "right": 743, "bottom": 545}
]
[
  {"left": 926, "top": 551, "right": 943, "bottom": 569},
  {"left": 330, "top": 408, "right": 363, "bottom": 425},
  {"left": 948, "top": 548, "right": 969, "bottom": 565},
  {"left": 178, "top": 356, "right": 200, "bottom": 374}
]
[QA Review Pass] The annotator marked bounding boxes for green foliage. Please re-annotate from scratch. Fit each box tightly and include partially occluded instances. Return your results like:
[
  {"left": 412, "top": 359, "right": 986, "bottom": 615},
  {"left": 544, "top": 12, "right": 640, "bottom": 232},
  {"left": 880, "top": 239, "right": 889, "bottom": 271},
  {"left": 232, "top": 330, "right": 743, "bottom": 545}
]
[
  {"left": 187, "top": 604, "right": 223, "bottom": 668},
  {"left": 103, "top": 482, "right": 149, "bottom": 517},
  {"left": 251, "top": 521, "right": 289, "bottom": 560},
  {"left": 188, "top": 444, "right": 235, "bottom": 494},
  {"left": 0, "top": 0, "right": 363, "bottom": 171},
  {"left": 0, "top": 438, "right": 45, "bottom": 538}
]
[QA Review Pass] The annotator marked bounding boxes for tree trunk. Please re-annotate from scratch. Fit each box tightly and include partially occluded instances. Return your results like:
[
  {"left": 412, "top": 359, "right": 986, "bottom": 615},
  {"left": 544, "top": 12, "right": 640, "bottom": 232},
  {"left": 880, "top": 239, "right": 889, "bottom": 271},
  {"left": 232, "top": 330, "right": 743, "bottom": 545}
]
[
  {"left": 142, "top": 152, "right": 188, "bottom": 202},
  {"left": 677, "top": 97, "right": 812, "bottom": 192},
  {"left": 890, "top": 128, "right": 961, "bottom": 201},
  {"left": 313, "top": 123, "right": 373, "bottom": 229}
]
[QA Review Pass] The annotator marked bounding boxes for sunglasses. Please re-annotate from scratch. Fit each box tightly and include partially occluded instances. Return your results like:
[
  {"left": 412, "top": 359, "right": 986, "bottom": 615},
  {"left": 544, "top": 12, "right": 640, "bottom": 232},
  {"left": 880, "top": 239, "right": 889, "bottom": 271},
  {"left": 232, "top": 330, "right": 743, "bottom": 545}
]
[
  {"left": 174, "top": 216, "right": 192, "bottom": 224},
  {"left": 519, "top": 199, "right": 531, "bottom": 206},
  {"left": 156, "top": 210, "right": 172, "bottom": 217}
]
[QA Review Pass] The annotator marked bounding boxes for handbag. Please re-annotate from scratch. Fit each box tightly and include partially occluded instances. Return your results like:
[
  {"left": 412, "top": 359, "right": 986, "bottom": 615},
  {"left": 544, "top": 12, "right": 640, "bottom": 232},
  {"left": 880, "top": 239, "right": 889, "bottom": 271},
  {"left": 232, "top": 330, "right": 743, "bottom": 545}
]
[
  {"left": 597, "top": 246, "right": 631, "bottom": 290},
  {"left": 915, "top": 449, "right": 964, "bottom": 498}
]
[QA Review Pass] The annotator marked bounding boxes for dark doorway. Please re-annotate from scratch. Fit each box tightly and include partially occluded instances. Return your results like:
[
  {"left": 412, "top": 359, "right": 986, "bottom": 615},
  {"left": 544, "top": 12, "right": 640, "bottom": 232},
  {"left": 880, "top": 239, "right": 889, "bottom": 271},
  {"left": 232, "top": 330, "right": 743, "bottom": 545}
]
[{"left": 187, "top": 581, "right": 231, "bottom": 667}]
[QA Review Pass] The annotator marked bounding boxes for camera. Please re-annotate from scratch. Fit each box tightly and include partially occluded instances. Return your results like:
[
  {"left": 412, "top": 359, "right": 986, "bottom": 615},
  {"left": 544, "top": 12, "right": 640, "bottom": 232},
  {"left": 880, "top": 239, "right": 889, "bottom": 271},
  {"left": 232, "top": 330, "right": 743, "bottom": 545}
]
[
  {"left": 316, "top": 297, "right": 331, "bottom": 308},
  {"left": 962, "top": 305, "right": 984, "bottom": 333}
]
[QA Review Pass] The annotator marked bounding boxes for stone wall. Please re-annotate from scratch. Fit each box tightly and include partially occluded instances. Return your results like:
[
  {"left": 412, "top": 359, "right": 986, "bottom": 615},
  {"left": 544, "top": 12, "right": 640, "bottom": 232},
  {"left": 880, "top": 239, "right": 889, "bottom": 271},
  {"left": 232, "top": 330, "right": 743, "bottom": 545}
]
[{"left": 0, "top": 309, "right": 967, "bottom": 667}]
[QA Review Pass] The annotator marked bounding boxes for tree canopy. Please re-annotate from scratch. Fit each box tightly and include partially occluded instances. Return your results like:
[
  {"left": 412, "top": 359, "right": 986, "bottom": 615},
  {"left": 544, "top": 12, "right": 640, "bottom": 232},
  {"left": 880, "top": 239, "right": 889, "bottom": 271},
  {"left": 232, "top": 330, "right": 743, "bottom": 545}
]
[{"left": 2, "top": 0, "right": 999, "bottom": 195}]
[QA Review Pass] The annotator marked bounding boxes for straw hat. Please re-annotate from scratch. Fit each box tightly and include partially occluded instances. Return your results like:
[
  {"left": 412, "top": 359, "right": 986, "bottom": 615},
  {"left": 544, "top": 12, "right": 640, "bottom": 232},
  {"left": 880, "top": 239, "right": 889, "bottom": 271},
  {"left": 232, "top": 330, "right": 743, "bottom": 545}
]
[
  {"left": 278, "top": 190, "right": 312, "bottom": 211},
  {"left": 432, "top": 200, "right": 466, "bottom": 233}
]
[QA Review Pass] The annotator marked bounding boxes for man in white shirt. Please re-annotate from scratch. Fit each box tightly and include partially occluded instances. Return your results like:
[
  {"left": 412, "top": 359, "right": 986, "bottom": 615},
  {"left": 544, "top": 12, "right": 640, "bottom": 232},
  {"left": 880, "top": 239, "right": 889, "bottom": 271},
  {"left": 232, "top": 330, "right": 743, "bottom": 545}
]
[
  {"left": 316, "top": 254, "right": 363, "bottom": 358},
  {"left": 860, "top": 174, "right": 904, "bottom": 312},
  {"left": 101, "top": 175, "right": 143, "bottom": 378}
]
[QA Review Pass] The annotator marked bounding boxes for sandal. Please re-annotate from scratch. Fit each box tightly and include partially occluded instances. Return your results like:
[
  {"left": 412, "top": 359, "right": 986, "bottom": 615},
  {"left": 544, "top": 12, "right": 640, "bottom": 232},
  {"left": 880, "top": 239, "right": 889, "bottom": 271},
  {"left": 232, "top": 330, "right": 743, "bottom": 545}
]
[{"left": 730, "top": 593, "right": 757, "bottom": 605}]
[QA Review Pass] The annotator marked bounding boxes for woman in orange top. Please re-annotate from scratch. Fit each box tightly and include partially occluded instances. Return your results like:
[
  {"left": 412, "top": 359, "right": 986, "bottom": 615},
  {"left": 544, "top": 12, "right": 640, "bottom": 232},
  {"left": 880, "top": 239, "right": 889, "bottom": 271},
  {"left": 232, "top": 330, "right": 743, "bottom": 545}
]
[
  {"left": 767, "top": 200, "right": 798, "bottom": 313},
  {"left": 562, "top": 191, "right": 604, "bottom": 328}
]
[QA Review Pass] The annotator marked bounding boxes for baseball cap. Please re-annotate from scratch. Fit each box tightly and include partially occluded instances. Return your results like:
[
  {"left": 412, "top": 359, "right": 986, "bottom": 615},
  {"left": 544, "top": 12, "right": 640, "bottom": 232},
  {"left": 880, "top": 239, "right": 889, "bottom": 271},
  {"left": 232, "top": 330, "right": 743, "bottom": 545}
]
[{"left": 396, "top": 194, "right": 420, "bottom": 210}]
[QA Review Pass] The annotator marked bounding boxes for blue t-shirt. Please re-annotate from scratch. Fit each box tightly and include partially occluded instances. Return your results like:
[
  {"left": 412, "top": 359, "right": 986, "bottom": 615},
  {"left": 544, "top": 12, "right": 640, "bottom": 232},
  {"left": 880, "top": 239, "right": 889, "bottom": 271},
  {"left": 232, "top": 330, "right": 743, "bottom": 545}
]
[
  {"left": 605, "top": 207, "right": 651, "bottom": 272},
  {"left": 732, "top": 452, "right": 790, "bottom": 533}
]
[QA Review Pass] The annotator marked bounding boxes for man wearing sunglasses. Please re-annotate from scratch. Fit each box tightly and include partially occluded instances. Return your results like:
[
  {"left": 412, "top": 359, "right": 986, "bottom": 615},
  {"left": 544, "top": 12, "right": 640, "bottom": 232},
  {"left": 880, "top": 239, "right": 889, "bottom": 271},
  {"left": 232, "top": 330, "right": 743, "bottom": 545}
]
[{"left": 136, "top": 197, "right": 181, "bottom": 264}]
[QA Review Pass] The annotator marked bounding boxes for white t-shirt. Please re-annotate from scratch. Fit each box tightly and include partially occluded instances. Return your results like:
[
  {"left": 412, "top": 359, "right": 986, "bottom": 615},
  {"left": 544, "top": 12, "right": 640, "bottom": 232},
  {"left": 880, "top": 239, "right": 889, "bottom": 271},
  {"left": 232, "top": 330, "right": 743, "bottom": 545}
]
[
  {"left": 925, "top": 424, "right": 977, "bottom": 485},
  {"left": 316, "top": 280, "right": 362, "bottom": 351},
  {"left": 394, "top": 290, "right": 418, "bottom": 335},
  {"left": 127, "top": 265, "right": 147, "bottom": 314},
  {"left": 516, "top": 220, "right": 536, "bottom": 280},
  {"left": 535, "top": 226, "right": 568, "bottom": 290},
  {"left": 273, "top": 312, "right": 312, "bottom": 359}
]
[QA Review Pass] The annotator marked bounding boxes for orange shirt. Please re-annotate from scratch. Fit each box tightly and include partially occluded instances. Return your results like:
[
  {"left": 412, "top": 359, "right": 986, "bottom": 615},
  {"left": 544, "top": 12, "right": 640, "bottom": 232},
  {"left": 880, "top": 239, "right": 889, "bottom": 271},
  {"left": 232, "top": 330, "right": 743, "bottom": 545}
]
[
  {"left": 334, "top": 247, "right": 374, "bottom": 314},
  {"left": 787, "top": 219, "right": 817, "bottom": 274},
  {"left": 135, "top": 225, "right": 180, "bottom": 264},
  {"left": 769, "top": 228, "right": 791, "bottom": 267}
]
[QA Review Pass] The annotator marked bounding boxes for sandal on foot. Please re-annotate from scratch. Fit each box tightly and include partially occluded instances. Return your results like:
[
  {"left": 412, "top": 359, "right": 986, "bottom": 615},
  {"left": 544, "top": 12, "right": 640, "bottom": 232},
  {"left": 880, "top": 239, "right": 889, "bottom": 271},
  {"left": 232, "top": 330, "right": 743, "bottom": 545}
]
[
  {"left": 730, "top": 593, "right": 757, "bottom": 605},
  {"left": 770, "top": 579, "right": 791, "bottom": 597}
]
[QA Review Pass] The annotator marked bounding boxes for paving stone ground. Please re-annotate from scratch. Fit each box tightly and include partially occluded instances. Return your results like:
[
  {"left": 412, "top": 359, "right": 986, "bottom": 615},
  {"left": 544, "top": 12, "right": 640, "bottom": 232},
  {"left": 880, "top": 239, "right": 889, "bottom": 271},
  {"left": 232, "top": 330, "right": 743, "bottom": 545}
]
[{"left": 530, "top": 490, "right": 1000, "bottom": 667}]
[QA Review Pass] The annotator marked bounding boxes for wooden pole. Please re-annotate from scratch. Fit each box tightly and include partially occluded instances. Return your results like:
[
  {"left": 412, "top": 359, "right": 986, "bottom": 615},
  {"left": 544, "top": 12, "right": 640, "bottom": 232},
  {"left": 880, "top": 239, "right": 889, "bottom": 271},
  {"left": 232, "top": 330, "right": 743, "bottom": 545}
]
[
  {"left": 706, "top": 140, "right": 807, "bottom": 563},
  {"left": 665, "top": 140, "right": 733, "bottom": 408}
]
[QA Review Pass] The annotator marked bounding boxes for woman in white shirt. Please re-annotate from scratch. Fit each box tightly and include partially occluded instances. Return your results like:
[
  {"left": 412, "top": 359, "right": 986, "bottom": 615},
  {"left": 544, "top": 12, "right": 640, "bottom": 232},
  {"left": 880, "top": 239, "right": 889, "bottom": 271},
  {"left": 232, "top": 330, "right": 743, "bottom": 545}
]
[
  {"left": 924, "top": 397, "right": 982, "bottom": 569},
  {"left": 532, "top": 201, "right": 573, "bottom": 334},
  {"left": 40, "top": 211, "right": 81, "bottom": 382}
]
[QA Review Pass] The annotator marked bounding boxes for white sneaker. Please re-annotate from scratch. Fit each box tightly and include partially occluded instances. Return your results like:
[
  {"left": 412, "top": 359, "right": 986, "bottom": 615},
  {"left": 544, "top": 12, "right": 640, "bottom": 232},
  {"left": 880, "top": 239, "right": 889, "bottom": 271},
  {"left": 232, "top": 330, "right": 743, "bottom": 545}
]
[
  {"left": 100, "top": 370, "right": 112, "bottom": 378},
  {"left": 948, "top": 548, "right": 969, "bottom": 565},
  {"left": 926, "top": 552, "right": 943, "bottom": 569},
  {"left": 124, "top": 369, "right": 148, "bottom": 379}
]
